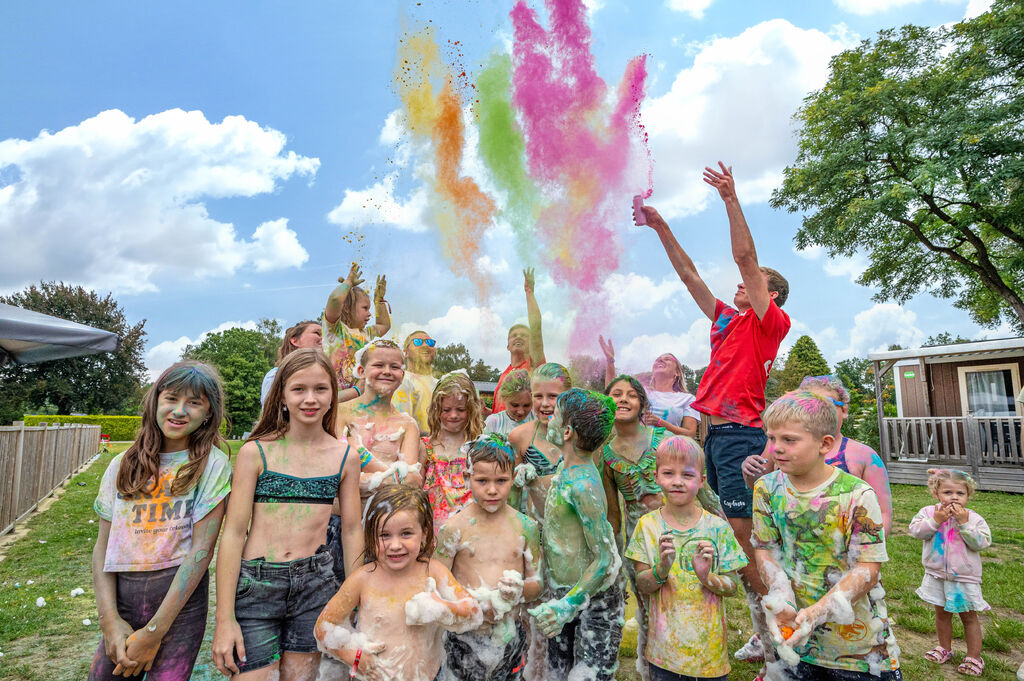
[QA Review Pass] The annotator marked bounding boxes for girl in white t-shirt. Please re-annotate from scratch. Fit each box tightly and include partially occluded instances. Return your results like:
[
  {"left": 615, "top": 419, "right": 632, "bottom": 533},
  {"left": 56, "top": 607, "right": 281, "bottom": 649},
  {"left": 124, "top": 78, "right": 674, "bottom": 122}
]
[
  {"left": 599, "top": 336, "right": 699, "bottom": 438},
  {"left": 90, "top": 361, "right": 232, "bottom": 681}
]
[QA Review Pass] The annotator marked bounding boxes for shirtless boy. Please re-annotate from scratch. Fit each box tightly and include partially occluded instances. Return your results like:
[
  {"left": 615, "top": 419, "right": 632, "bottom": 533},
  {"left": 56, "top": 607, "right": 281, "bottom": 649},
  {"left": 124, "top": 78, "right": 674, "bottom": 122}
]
[
  {"left": 528, "top": 389, "right": 623, "bottom": 681},
  {"left": 435, "top": 435, "right": 543, "bottom": 681}
]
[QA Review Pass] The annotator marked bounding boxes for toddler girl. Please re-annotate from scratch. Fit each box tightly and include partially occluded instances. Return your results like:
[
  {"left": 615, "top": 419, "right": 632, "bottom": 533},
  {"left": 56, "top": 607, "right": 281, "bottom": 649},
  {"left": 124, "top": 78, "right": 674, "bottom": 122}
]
[
  {"left": 909, "top": 467, "right": 991, "bottom": 677},
  {"left": 423, "top": 371, "right": 485, "bottom": 525},
  {"left": 315, "top": 484, "right": 481, "bottom": 681},
  {"left": 90, "top": 362, "right": 232, "bottom": 681}
]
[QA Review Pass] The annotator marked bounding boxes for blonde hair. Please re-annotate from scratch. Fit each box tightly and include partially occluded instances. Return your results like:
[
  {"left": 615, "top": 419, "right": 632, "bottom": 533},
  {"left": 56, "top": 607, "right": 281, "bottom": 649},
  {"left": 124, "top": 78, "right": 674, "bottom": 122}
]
[
  {"left": 498, "top": 368, "right": 532, "bottom": 399},
  {"left": 340, "top": 286, "right": 370, "bottom": 328},
  {"left": 655, "top": 435, "right": 706, "bottom": 472},
  {"left": 926, "top": 468, "right": 977, "bottom": 498},
  {"left": 763, "top": 390, "right": 837, "bottom": 440},
  {"left": 427, "top": 372, "right": 484, "bottom": 440},
  {"left": 356, "top": 338, "right": 402, "bottom": 367}
]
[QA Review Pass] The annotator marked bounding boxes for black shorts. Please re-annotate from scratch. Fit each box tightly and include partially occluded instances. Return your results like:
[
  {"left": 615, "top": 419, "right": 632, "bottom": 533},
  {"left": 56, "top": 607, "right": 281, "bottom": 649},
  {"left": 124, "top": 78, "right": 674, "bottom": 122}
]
[
  {"left": 547, "top": 585, "right": 624, "bottom": 681},
  {"left": 444, "top": 619, "right": 527, "bottom": 681},
  {"left": 650, "top": 662, "right": 729, "bottom": 681},
  {"left": 793, "top": 662, "right": 903, "bottom": 680},
  {"left": 704, "top": 423, "right": 766, "bottom": 518}
]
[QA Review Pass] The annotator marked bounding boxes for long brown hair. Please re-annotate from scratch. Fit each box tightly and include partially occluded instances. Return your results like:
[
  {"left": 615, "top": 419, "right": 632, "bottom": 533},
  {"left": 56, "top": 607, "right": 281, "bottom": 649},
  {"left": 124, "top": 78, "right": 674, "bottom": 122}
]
[
  {"left": 117, "top": 361, "right": 228, "bottom": 498},
  {"left": 249, "top": 348, "right": 339, "bottom": 441},
  {"left": 427, "top": 372, "right": 484, "bottom": 441},
  {"left": 278, "top": 320, "right": 319, "bottom": 361},
  {"left": 340, "top": 286, "right": 369, "bottom": 329}
]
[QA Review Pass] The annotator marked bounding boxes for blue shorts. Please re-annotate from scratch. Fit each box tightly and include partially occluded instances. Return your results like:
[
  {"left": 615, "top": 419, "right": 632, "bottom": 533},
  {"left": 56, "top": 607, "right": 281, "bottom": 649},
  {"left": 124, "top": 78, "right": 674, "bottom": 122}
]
[
  {"left": 234, "top": 546, "right": 339, "bottom": 671},
  {"left": 704, "top": 423, "right": 766, "bottom": 518}
]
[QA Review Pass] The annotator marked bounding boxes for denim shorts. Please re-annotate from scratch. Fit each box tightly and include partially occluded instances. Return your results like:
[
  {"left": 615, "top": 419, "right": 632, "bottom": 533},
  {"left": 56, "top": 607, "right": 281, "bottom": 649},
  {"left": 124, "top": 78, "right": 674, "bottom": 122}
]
[
  {"left": 234, "top": 546, "right": 340, "bottom": 671},
  {"left": 704, "top": 423, "right": 766, "bottom": 518}
]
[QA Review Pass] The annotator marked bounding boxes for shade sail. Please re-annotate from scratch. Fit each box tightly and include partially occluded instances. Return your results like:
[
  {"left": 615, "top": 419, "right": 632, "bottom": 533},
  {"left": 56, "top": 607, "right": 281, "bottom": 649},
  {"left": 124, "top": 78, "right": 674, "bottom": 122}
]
[{"left": 0, "top": 303, "right": 119, "bottom": 365}]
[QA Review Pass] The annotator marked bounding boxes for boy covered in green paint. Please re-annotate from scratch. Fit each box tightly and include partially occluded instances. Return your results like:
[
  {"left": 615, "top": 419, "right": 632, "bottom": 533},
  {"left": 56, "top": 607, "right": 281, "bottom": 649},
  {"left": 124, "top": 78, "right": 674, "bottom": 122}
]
[
  {"left": 752, "top": 390, "right": 901, "bottom": 680},
  {"left": 434, "top": 434, "right": 543, "bottom": 681},
  {"left": 528, "top": 389, "right": 623, "bottom": 681}
]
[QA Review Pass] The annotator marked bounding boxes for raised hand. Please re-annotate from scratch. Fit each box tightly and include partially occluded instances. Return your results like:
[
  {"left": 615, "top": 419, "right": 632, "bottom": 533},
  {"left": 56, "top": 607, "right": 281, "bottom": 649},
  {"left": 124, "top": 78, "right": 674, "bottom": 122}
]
[
  {"left": 638, "top": 205, "right": 667, "bottom": 231},
  {"left": 523, "top": 267, "right": 536, "bottom": 294},
  {"left": 702, "top": 162, "right": 737, "bottom": 202},
  {"left": 374, "top": 274, "right": 387, "bottom": 303},
  {"left": 341, "top": 262, "right": 364, "bottom": 288},
  {"left": 598, "top": 335, "right": 615, "bottom": 363}
]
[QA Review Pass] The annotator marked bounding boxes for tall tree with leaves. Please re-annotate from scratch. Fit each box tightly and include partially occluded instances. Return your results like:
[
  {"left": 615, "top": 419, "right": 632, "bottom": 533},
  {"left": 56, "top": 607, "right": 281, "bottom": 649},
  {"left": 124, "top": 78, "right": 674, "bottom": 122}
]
[
  {"left": 772, "top": 0, "right": 1024, "bottom": 332},
  {"left": 181, "top": 320, "right": 281, "bottom": 437},
  {"left": 0, "top": 282, "right": 146, "bottom": 424},
  {"left": 432, "top": 343, "right": 500, "bottom": 382},
  {"left": 774, "top": 335, "right": 831, "bottom": 396}
]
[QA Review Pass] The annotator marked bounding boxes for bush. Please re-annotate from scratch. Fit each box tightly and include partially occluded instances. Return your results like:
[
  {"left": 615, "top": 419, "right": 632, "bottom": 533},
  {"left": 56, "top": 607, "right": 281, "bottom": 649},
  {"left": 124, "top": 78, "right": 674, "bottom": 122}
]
[{"left": 23, "top": 414, "right": 141, "bottom": 440}]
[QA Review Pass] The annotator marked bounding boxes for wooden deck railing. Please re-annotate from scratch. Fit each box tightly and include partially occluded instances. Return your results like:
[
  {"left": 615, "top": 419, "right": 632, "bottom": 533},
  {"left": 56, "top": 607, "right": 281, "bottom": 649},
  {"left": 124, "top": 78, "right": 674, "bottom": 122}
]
[{"left": 881, "top": 416, "right": 1023, "bottom": 492}]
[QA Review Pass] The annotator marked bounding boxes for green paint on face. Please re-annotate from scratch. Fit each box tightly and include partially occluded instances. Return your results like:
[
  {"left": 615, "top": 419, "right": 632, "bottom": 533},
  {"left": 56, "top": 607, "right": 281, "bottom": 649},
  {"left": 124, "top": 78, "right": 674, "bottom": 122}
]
[{"left": 476, "top": 51, "right": 539, "bottom": 261}]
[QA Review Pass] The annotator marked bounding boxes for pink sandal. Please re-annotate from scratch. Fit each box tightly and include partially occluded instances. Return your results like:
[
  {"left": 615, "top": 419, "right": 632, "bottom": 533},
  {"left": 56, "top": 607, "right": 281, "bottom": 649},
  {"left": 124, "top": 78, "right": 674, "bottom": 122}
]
[
  {"left": 925, "top": 646, "right": 954, "bottom": 664},
  {"left": 958, "top": 656, "right": 984, "bottom": 676}
]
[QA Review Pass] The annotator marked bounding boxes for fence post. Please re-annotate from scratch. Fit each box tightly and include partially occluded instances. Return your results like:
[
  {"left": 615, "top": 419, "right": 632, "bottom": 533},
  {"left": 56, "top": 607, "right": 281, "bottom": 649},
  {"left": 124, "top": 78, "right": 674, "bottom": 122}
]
[
  {"left": 11, "top": 421, "right": 26, "bottom": 520},
  {"left": 965, "top": 416, "right": 982, "bottom": 482}
]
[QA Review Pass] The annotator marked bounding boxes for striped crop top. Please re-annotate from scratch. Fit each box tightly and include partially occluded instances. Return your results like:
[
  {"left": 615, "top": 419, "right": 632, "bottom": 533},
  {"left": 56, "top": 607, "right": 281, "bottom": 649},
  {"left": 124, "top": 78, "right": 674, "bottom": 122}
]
[{"left": 252, "top": 440, "right": 348, "bottom": 505}]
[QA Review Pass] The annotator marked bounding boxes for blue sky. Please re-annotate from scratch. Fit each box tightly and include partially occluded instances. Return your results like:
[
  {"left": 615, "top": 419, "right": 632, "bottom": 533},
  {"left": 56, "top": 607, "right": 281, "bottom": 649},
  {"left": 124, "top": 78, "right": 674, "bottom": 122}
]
[{"left": 0, "top": 0, "right": 1003, "bottom": 380}]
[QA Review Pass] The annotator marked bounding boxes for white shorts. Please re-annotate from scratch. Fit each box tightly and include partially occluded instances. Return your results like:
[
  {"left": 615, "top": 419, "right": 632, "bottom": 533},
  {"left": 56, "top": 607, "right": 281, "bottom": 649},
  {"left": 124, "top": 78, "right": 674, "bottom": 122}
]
[{"left": 916, "top": 573, "right": 990, "bottom": 613}]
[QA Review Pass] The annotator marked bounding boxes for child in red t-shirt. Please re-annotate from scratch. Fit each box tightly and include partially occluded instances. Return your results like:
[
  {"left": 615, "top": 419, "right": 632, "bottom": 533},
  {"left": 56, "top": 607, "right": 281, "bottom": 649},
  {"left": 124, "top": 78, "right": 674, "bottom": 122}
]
[{"left": 637, "top": 162, "right": 791, "bottom": 675}]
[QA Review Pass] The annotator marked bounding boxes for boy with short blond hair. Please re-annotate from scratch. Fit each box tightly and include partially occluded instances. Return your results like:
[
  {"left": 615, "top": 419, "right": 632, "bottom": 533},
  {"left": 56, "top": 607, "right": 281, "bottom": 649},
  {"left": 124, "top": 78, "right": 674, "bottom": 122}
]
[
  {"left": 435, "top": 434, "right": 543, "bottom": 681},
  {"left": 627, "top": 436, "right": 746, "bottom": 681},
  {"left": 752, "top": 391, "right": 902, "bottom": 680}
]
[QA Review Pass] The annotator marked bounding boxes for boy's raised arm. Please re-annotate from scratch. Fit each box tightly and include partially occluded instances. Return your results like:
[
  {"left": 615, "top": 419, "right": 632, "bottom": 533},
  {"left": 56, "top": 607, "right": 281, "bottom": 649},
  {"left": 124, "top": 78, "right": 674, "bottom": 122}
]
[
  {"left": 703, "top": 162, "right": 773, "bottom": 320},
  {"left": 640, "top": 206, "right": 717, "bottom": 321},
  {"left": 524, "top": 268, "right": 546, "bottom": 366}
]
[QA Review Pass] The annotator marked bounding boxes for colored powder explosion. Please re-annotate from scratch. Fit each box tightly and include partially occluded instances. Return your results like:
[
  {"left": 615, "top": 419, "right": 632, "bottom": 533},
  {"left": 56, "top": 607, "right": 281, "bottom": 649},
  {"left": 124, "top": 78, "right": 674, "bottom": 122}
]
[
  {"left": 509, "top": 0, "right": 651, "bottom": 346},
  {"left": 395, "top": 25, "right": 496, "bottom": 300},
  {"left": 392, "top": 1, "right": 652, "bottom": 344}
]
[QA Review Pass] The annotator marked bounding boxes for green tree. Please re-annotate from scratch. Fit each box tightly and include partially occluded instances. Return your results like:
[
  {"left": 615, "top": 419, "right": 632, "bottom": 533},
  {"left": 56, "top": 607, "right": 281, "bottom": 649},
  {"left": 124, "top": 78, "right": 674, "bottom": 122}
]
[
  {"left": 774, "top": 335, "right": 831, "bottom": 395},
  {"left": 924, "top": 332, "right": 971, "bottom": 346},
  {"left": 569, "top": 354, "right": 606, "bottom": 391},
  {"left": 181, "top": 320, "right": 280, "bottom": 437},
  {"left": 432, "top": 343, "right": 500, "bottom": 382},
  {"left": 772, "top": 0, "right": 1024, "bottom": 332},
  {"left": 0, "top": 282, "right": 147, "bottom": 424}
]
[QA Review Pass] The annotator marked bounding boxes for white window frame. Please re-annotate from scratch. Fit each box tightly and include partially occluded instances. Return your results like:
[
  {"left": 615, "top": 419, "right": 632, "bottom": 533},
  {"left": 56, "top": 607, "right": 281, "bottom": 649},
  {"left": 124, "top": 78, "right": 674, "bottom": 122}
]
[{"left": 956, "top": 362, "right": 1022, "bottom": 417}]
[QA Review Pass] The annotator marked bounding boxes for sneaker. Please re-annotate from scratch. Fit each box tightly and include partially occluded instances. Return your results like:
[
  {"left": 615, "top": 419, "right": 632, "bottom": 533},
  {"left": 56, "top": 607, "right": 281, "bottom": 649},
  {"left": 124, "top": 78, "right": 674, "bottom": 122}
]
[{"left": 735, "top": 633, "right": 765, "bottom": 662}]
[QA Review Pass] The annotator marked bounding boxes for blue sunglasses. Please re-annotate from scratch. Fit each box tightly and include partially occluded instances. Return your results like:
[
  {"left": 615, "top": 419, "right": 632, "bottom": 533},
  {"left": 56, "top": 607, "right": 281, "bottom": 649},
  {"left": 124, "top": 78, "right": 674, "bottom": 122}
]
[{"left": 412, "top": 338, "right": 436, "bottom": 347}]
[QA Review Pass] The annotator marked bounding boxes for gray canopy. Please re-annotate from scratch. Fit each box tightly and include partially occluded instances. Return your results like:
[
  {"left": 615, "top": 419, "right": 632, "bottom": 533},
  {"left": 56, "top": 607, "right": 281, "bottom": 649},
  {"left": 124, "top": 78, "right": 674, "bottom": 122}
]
[{"left": 0, "top": 303, "right": 119, "bottom": 365}]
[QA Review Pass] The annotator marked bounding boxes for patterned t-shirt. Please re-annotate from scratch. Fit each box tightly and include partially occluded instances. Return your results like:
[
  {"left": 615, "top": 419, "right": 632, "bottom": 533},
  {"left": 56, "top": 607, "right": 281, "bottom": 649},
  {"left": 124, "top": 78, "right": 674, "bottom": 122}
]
[
  {"left": 625, "top": 509, "right": 747, "bottom": 678},
  {"left": 752, "top": 468, "right": 899, "bottom": 673},
  {"left": 94, "top": 448, "right": 232, "bottom": 572},
  {"left": 321, "top": 319, "right": 378, "bottom": 390}
]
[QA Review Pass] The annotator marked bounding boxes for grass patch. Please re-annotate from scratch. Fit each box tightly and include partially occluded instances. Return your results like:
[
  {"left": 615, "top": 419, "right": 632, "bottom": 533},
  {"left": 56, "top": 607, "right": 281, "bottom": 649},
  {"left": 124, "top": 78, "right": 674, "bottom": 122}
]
[{"left": 0, "top": 458, "right": 1021, "bottom": 680}]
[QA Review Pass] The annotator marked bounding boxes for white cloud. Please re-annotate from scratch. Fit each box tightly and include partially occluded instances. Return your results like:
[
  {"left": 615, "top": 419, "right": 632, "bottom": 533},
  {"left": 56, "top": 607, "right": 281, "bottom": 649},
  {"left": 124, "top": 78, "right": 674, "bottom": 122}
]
[
  {"left": 145, "top": 320, "right": 260, "bottom": 380},
  {"left": 394, "top": 305, "right": 509, "bottom": 369},
  {"left": 477, "top": 255, "right": 510, "bottom": 274},
  {"left": 794, "top": 244, "right": 869, "bottom": 283},
  {"left": 615, "top": 320, "right": 713, "bottom": 375},
  {"left": 326, "top": 172, "right": 430, "bottom": 232},
  {"left": 666, "top": 0, "right": 714, "bottom": 19},
  {"left": 833, "top": 0, "right": 960, "bottom": 15},
  {"left": 643, "top": 20, "right": 858, "bottom": 219},
  {"left": 963, "top": 0, "right": 993, "bottom": 18},
  {"left": 603, "top": 272, "right": 687, "bottom": 317},
  {"left": 836, "top": 303, "right": 924, "bottom": 359},
  {"left": 0, "top": 109, "right": 318, "bottom": 294}
]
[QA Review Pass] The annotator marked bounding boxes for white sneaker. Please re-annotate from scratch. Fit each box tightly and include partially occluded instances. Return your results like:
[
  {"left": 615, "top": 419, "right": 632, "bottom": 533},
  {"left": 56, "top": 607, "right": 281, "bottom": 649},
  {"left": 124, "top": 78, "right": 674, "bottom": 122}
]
[
  {"left": 734, "top": 633, "right": 765, "bottom": 662},
  {"left": 1016, "top": 660, "right": 1024, "bottom": 681}
]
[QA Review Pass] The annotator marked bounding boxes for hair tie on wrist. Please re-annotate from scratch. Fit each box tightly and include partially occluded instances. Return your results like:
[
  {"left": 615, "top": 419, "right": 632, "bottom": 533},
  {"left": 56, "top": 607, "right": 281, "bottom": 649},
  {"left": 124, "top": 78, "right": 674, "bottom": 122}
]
[{"left": 353, "top": 384, "right": 362, "bottom": 396}]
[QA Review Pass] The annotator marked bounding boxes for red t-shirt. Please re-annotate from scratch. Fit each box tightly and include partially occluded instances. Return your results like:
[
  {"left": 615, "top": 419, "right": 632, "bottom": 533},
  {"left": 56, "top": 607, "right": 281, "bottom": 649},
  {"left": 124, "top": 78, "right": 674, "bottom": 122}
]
[
  {"left": 694, "top": 299, "right": 791, "bottom": 428},
  {"left": 491, "top": 359, "right": 531, "bottom": 413}
]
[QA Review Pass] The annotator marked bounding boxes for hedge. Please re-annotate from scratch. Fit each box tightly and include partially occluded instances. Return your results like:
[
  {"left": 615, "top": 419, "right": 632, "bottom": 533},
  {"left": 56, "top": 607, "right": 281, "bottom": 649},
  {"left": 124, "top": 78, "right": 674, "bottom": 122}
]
[{"left": 23, "top": 415, "right": 141, "bottom": 440}]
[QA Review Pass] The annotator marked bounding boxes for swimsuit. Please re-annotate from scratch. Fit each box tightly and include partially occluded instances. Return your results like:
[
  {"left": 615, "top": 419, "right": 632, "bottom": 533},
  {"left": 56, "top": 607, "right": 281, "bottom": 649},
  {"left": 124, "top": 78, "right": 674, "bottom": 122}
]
[
  {"left": 252, "top": 440, "right": 347, "bottom": 505},
  {"left": 523, "top": 422, "right": 561, "bottom": 477}
]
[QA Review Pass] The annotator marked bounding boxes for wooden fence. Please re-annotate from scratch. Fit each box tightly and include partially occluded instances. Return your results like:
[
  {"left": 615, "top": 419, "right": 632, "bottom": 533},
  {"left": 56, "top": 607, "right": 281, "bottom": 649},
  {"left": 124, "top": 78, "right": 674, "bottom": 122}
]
[
  {"left": 0, "top": 421, "right": 101, "bottom": 537},
  {"left": 881, "top": 416, "right": 1024, "bottom": 492}
]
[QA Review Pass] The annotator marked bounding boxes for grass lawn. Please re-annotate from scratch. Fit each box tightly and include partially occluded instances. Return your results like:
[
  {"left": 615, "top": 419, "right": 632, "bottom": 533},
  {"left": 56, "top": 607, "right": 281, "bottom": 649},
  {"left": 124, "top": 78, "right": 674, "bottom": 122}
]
[{"left": 1, "top": 446, "right": 1021, "bottom": 680}]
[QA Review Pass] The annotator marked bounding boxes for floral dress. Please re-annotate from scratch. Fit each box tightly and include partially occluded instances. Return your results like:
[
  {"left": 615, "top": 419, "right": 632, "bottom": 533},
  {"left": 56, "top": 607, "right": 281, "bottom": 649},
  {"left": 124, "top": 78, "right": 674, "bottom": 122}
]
[{"left": 422, "top": 437, "right": 472, "bottom": 526}]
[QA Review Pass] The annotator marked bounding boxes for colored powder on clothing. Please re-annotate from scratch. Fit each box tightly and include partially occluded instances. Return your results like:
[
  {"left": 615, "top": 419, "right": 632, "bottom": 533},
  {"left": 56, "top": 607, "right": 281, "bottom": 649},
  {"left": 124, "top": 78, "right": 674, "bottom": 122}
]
[
  {"left": 475, "top": 51, "right": 539, "bottom": 262},
  {"left": 509, "top": 0, "right": 650, "bottom": 348},
  {"left": 395, "top": 26, "right": 496, "bottom": 301}
]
